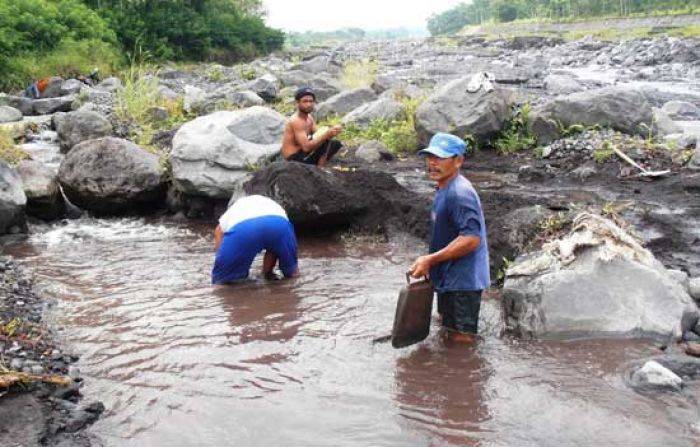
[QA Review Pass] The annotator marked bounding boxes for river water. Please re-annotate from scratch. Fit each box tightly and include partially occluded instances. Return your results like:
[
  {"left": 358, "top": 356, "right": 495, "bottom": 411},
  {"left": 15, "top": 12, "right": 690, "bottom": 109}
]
[{"left": 5, "top": 218, "right": 699, "bottom": 446}]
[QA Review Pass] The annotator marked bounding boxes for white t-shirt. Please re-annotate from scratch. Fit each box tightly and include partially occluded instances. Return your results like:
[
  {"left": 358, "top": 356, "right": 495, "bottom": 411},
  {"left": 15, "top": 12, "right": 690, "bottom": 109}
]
[{"left": 219, "top": 195, "right": 288, "bottom": 233}]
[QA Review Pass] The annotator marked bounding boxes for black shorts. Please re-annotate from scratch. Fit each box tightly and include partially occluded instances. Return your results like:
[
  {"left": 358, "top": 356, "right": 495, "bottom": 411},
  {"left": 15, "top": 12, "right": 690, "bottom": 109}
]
[
  {"left": 286, "top": 140, "right": 342, "bottom": 165},
  {"left": 437, "top": 290, "right": 482, "bottom": 334}
]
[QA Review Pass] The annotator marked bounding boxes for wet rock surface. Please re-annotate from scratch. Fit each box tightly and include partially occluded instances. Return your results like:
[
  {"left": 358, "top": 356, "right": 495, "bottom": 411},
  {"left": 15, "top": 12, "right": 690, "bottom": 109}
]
[
  {"left": 58, "top": 137, "right": 166, "bottom": 215},
  {"left": 244, "top": 162, "right": 431, "bottom": 237}
]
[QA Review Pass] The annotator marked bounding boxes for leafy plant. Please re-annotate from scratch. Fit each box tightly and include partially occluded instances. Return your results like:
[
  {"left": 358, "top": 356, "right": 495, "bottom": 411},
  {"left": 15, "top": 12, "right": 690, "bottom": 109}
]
[
  {"left": 494, "top": 103, "right": 535, "bottom": 155},
  {"left": 593, "top": 140, "right": 615, "bottom": 163}
]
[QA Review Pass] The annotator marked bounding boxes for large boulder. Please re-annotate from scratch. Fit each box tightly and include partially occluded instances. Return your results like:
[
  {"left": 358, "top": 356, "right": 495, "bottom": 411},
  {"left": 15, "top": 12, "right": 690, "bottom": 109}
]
[
  {"left": 58, "top": 137, "right": 165, "bottom": 215},
  {"left": 315, "top": 88, "right": 377, "bottom": 121},
  {"left": 184, "top": 85, "right": 206, "bottom": 114},
  {"left": 245, "top": 74, "right": 279, "bottom": 102},
  {"left": 415, "top": 76, "right": 515, "bottom": 145},
  {"left": 60, "top": 79, "right": 85, "bottom": 96},
  {"left": 341, "top": 97, "right": 405, "bottom": 128},
  {"left": 661, "top": 101, "right": 699, "bottom": 120},
  {"left": 532, "top": 87, "right": 653, "bottom": 142},
  {"left": 243, "top": 162, "right": 430, "bottom": 236},
  {"left": 41, "top": 77, "right": 64, "bottom": 98},
  {"left": 0, "top": 161, "right": 27, "bottom": 233},
  {"left": 275, "top": 71, "right": 340, "bottom": 101},
  {"left": 16, "top": 160, "right": 64, "bottom": 220},
  {"left": 502, "top": 213, "right": 694, "bottom": 339},
  {"left": 0, "top": 106, "right": 22, "bottom": 123},
  {"left": 0, "top": 95, "right": 33, "bottom": 116},
  {"left": 33, "top": 96, "right": 75, "bottom": 115},
  {"left": 171, "top": 107, "right": 285, "bottom": 199},
  {"left": 292, "top": 55, "right": 341, "bottom": 75},
  {"left": 543, "top": 74, "right": 583, "bottom": 95},
  {"left": 54, "top": 110, "right": 112, "bottom": 153}
]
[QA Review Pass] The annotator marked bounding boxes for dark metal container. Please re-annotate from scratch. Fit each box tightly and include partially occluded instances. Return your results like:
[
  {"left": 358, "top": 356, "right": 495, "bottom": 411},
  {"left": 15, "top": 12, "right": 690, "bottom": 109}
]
[{"left": 391, "top": 274, "right": 434, "bottom": 348}]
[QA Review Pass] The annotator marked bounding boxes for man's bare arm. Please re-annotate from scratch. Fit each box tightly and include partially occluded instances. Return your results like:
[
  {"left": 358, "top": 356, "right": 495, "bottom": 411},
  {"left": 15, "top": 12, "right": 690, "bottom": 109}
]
[
  {"left": 409, "top": 235, "right": 480, "bottom": 278},
  {"left": 292, "top": 120, "right": 341, "bottom": 153},
  {"left": 214, "top": 225, "right": 224, "bottom": 251}
]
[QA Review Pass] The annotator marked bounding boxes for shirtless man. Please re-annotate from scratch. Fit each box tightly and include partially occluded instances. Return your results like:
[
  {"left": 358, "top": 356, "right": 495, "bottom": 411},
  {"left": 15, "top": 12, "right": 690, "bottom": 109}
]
[{"left": 281, "top": 86, "right": 343, "bottom": 166}]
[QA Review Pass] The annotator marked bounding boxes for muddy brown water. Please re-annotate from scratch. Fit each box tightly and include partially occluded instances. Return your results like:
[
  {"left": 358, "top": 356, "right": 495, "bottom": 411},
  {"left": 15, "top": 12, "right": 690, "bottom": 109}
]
[{"left": 6, "top": 218, "right": 700, "bottom": 446}]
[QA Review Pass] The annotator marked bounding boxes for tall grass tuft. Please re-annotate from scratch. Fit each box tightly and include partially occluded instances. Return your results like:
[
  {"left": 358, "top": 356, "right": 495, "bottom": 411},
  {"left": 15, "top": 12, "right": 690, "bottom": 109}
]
[
  {"left": 0, "top": 128, "right": 30, "bottom": 165},
  {"left": 114, "top": 64, "right": 188, "bottom": 154},
  {"left": 340, "top": 58, "right": 379, "bottom": 89}
]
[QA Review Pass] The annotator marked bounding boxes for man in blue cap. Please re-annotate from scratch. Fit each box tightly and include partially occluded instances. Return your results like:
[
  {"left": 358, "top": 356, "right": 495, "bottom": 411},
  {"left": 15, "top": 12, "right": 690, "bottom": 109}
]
[{"left": 409, "top": 133, "right": 490, "bottom": 344}]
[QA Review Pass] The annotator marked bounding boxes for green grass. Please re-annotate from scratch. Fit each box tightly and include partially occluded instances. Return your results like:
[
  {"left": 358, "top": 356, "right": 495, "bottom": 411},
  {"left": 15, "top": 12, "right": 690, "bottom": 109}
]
[
  {"left": 593, "top": 141, "right": 615, "bottom": 163},
  {"left": 320, "top": 96, "right": 421, "bottom": 155},
  {"left": 0, "top": 128, "right": 30, "bottom": 166},
  {"left": 340, "top": 58, "right": 378, "bottom": 90},
  {"left": 114, "top": 64, "right": 190, "bottom": 154},
  {"left": 494, "top": 103, "right": 536, "bottom": 155}
]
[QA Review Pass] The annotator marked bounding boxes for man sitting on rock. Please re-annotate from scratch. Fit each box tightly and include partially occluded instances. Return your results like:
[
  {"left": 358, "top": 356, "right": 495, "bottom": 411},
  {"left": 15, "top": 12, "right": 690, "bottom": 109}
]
[
  {"left": 409, "top": 133, "right": 490, "bottom": 344},
  {"left": 281, "top": 86, "right": 343, "bottom": 166},
  {"left": 212, "top": 195, "right": 298, "bottom": 284}
]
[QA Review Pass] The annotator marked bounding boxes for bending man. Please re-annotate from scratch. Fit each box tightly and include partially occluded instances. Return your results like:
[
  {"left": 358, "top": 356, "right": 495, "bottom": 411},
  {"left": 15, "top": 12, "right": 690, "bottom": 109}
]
[
  {"left": 281, "top": 86, "right": 343, "bottom": 166},
  {"left": 212, "top": 195, "right": 298, "bottom": 284}
]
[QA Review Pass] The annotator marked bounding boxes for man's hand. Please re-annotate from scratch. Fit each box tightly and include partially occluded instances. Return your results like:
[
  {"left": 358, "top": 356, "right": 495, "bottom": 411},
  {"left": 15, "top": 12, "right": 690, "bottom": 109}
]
[
  {"left": 328, "top": 124, "right": 342, "bottom": 138},
  {"left": 409, "top": 255, "right": 434, "bottom": 279}
]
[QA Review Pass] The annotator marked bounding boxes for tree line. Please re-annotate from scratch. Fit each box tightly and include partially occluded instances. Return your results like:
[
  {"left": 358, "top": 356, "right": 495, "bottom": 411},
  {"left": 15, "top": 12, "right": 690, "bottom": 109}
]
[
  {"left": 427, "top": 0, "right": 696, "bottom": 35},
  {"left": 0, "top": 0, "right": 284, "bottom": 90}
]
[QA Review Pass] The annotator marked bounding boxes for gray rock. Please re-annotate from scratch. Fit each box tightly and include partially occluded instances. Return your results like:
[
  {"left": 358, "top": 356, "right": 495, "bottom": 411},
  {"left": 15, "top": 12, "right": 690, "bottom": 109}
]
[
  {"left": 60, "top": 79, "right": 84, "bottom": 96},
  {"left": 184, "top": 85, "right": 206, "bottom": 114},
  {"left": 682, "top": 172, "right": 700, "bottom": 192},
  {"left": 502, "top": 213, "right": 693, "bottom": 338},
  {"left": 0, "top": 95, "right": 33, "bottom": 116},
  {"left": 58, "top": 137, "right": 165, "bottom": 215},
  {"left": 631, "top": 360, "right": 683, "bottom": 391},
  {"left": 157, "top": 85, "right": 180, "bottom": 101},
  {"left": 356, "top": 140, "right": 390, "bottom": 163},
  {"left": 16, "top": 160, "right": 64, "bottom": 220},
  {"left": 171, "top": 107, "right": 285, "bottom": 199},
  {"left": 228, "top": 90, "right": 265, "bottom": 108},
  {"left": 276, "top": 72, "right": 341, "bottom": 102},
  {"left": 41, "top": 77, "right": 64, "bottom": 98},
  {"left": 534, "top": 86, "right": 654, "bottom": 139},
  {"left": 293, "top": 55, "right": 341, "bottom": 75},
  {"left": 0, "top": 161, "right": 27, "bottom": 234},
  {"left": 33, "top": 96, "right": 75, "bottom": 115},
  {"left": 9, "top": 358, "right": 23, "bottom": 370},
  {"left": 667, "top": 269, "right": 689, "bottom": 290},
  {"left": 341, "top": 97, "right": 405, "bottom": 128},
  {"left": 147, "top": 107, "right": 169, "bottom": 122},
  {"left": 529, "top": 111, "right": 561, "bottom": 146},
  {"left": 652, "top": 107, "right": 682, "bottom": 138},
  {"left": 415, "top": 76, "right": 515, "bottom": 145},
  {"left": 661, "top": 100, "right": 699, "bottom": 120},
  {"left": 54, "top": 110, "right": 112, "bottom": 153},
  {"left": 689, "top": 277, "right": 700, "bottom": 302},
  {"left": 315, "top": 87, "right": 377, "bottom": 121},
  {"left": 571, "top": 162, "right": 598, "bottom": 180},
  {"left": 0, "top": 106, "right": 22, "bottom": 123},
  {"left": 245, "top": 74, "right": 279, "bottom": 102},
  {"left": 95, "top": 77, "right": 123, "bottom": 92},
  {"left": 543, "top": 74, "right": 583, "bottom": 95}
]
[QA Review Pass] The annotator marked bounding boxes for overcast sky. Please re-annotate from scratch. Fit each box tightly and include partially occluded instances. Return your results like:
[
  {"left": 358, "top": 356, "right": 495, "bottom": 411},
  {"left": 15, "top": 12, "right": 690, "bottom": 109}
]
[{"left": 262, "top": 0, "right": 464, "bottom": 32}]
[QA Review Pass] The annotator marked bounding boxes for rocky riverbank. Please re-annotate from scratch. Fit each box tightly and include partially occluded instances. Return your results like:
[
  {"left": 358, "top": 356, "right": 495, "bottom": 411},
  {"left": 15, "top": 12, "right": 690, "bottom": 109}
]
[
  {"left": 0, "top": 29, "right": 699, "bottom": 440},
  {"left": 0, "top": 255, "right": 103, "bottom": 446}
]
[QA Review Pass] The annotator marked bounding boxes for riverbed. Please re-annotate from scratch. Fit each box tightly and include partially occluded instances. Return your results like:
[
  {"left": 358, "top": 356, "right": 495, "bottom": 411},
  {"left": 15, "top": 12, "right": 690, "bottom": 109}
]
[{"left": 6, "top": 218, "right": 699, "bottom": 446}]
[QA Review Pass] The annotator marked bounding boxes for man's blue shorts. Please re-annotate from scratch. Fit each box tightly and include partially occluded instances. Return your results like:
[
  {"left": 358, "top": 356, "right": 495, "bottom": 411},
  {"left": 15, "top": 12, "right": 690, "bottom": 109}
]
[{"left": 212, "top": 215, "right": 297, "bottom": 284}]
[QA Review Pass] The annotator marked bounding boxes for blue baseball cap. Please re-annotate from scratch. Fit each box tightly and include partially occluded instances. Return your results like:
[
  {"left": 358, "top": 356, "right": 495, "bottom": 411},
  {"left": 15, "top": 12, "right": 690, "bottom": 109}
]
[{"left": 418, "top": 133, "right": 467, "bottom": 158}]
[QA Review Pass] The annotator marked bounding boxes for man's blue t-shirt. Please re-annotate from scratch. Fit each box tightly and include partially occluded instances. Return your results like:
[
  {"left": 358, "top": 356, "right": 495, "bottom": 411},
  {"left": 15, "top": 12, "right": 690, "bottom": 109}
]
[{"left": 429, "top": 174, "right": 490, "bottom": 293}]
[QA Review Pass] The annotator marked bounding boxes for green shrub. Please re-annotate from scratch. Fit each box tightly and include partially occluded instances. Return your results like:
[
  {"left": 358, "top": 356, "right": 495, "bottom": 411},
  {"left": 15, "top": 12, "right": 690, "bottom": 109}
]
[
  {"left": 325, "top": 97, "right": 421, "bottom": 155},
  {"left": 495, "top": 103, "right": 536, "bottom": 155}
]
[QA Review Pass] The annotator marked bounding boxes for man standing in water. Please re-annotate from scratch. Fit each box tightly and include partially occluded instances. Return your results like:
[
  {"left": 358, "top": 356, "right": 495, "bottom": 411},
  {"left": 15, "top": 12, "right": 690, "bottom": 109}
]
[
  {"left": 409, "top": 133, "right": 490, "bottom": 344},
  {"left": 281, "top": 86, "right": 343, "bottom": 166},
  {"left": 212, "top": 195, "right": 298, "bottom": 283}
]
